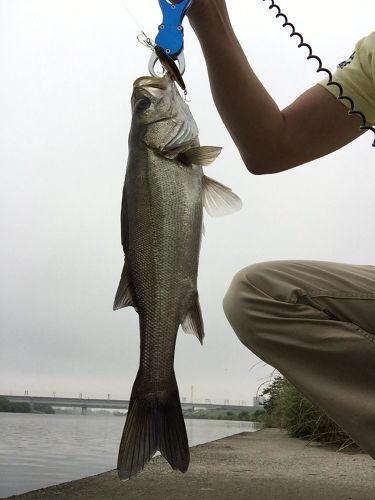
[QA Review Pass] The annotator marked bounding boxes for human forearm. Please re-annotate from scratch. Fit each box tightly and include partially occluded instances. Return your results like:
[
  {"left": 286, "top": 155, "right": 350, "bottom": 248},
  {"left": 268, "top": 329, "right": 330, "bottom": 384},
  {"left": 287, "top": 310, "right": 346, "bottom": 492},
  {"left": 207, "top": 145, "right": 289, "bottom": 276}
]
[
  {"left": 188, "top": 1, "right": 286, "bottom": 173},
  {"left": 187, "top": 1, "right": 364, "bottom": 173}
]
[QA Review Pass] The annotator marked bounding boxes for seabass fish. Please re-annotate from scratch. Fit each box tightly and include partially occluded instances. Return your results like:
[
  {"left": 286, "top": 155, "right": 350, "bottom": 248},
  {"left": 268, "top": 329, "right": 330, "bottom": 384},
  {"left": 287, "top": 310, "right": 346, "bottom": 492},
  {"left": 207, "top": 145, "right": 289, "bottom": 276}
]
[{"left": 114, "top": 74, "right": 241, "bottom": 480}]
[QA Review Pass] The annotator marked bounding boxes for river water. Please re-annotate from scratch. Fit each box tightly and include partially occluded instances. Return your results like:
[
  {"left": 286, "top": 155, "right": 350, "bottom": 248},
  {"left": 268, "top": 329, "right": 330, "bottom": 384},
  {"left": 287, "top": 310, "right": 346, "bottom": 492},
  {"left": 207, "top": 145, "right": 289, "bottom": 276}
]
[{"left": 0, "top": 413, "right": 260, "bottom": 498}]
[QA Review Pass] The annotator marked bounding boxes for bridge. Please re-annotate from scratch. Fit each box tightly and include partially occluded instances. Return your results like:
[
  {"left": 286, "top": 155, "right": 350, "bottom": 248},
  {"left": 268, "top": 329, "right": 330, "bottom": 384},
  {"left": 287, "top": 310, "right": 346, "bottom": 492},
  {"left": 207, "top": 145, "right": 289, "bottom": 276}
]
[{"left": 2, "top": 395, "right": 258, "bottom": 414}]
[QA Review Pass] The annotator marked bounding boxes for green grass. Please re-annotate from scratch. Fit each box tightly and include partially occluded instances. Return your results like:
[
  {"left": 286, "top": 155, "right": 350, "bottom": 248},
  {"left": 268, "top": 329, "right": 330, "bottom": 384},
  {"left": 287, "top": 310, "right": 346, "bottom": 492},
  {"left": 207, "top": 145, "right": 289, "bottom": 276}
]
[
  {"left": 258, "top": 374, "right": 361, "bottom": 453},
  {"left": 183, "top": 408, "right": 265, "bottom": 422}
]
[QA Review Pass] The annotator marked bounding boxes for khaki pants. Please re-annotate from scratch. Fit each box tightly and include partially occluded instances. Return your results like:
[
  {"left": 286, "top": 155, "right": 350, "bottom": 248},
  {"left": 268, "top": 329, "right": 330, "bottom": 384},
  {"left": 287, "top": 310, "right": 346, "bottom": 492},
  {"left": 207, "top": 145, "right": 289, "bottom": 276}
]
[{"left": 223, "top": 260, "right": 375, "bottom": 458}]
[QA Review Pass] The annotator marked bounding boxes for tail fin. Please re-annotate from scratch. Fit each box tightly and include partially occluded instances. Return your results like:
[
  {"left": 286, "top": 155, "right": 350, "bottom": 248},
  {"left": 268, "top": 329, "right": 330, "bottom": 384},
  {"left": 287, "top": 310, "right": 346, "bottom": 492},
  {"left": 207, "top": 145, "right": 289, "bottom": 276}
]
[{"left": 117, "top": 371, "right": 189, "bottom": 480}]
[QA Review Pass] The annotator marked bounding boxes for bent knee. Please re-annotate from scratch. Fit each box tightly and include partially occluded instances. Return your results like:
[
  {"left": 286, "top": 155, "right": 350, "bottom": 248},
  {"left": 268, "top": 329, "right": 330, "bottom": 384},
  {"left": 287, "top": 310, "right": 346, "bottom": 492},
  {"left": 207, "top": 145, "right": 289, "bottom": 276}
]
[
  {"left": 223, "top": 260, "right": 285, "bottom": 313},
  {"left": 222, "top": 263, "right": 271, "bottom": 342},
  {"left": 222, "top": 266, "right": 251, "bottom": 325},
  {"left": 229, "top": 260, "right": 304, "bottom": 305},
  {"left": 223, "top": 261, "right": 294, "bottom": 344}
]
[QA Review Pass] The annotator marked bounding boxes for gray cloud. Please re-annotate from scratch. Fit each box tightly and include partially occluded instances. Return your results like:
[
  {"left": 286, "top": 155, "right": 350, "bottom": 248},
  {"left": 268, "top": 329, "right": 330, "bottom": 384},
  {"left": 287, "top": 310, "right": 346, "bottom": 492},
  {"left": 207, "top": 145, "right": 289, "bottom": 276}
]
[{"left": 1, "top": 0, "right": 374, "bottom": 405}]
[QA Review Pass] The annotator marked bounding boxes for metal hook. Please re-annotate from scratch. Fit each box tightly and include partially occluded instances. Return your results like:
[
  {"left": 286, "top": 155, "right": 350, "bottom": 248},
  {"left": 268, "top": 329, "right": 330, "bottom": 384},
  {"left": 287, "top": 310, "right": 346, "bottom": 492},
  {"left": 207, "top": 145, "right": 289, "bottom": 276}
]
[{"left": 137, "top": 32, "right": 155, "bottom": 51}]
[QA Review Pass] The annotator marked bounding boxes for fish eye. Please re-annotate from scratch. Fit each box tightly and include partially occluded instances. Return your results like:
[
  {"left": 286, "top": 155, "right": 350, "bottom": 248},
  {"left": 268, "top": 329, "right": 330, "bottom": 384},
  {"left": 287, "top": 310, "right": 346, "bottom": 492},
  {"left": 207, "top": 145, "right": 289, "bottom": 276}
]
[{"left": 135, "top": 97, "right": 151, "bottom": 112}]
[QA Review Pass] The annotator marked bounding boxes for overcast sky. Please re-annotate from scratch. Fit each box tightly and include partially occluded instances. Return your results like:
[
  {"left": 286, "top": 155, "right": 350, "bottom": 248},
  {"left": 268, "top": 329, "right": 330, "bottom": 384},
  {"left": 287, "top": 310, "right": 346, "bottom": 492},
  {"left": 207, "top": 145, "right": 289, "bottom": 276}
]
[{"left": 1, "top": 0, "right": 374, "bottom": 405}]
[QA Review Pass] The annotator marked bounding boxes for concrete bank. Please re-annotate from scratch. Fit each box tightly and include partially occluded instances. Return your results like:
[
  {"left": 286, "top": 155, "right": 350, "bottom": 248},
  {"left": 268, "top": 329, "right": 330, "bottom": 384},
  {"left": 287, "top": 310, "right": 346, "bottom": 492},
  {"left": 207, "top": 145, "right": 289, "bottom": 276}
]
[{"left": 9, "top": 428, "right": 375, "bottom": 500}]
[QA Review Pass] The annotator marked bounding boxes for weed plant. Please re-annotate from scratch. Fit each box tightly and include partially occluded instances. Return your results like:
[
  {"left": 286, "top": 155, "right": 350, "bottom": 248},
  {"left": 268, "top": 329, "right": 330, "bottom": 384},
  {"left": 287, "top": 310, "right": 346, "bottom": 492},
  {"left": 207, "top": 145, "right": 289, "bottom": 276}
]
[{"left": 258, "top": 374, "right": 362, "bottom": 453}]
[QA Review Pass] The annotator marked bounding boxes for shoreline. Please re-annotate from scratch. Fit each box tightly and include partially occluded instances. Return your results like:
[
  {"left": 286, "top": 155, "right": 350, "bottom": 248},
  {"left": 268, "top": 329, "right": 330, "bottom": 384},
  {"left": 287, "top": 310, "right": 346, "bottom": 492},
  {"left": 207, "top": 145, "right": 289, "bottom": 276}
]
[{"left": 7, "top": 427, "right": 375, "bottom": 499}]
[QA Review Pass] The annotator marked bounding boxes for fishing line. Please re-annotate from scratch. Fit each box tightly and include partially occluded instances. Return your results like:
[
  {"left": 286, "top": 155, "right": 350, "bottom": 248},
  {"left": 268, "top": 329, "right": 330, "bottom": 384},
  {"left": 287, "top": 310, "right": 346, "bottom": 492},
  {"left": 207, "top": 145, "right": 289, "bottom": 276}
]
[
  {"left": 118, "top": 0, "right": 173, "bottom": 80},
  {"left": 118, "top": 0, "right": 155, "bottom": 49},
  {"left": 263, "top": 0, "right": 375, "bottom": 147},
  {"left": 118, "top": 0, "right": 144, "bottom": 34}
]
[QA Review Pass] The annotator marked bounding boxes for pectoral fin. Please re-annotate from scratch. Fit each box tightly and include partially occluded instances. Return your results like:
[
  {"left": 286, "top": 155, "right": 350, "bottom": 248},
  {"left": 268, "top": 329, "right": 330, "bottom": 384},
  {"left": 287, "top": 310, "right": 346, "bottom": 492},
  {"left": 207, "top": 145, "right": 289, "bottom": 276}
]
[
  {"left": 203, "top": 176, "right": 242, "bottom": 217},
  {"left": 113, "top": 259, "right": 137, "bottom": 311},
  {"left": 178, "top": 146, "right": 222, "bottom": 166},
  {"left": 181, "top": 296, "right": 205, "bottom": 345}
]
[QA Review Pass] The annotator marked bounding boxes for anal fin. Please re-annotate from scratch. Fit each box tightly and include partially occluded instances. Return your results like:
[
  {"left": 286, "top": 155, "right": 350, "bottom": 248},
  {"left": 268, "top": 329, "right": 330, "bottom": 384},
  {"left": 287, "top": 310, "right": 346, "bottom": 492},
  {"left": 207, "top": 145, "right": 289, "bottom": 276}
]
[
  {"left": 181, "top": 296, "right": 205, "bottom": 344},
  {"left": 113, "top": 259, "right": 137, "bottom": 311}
]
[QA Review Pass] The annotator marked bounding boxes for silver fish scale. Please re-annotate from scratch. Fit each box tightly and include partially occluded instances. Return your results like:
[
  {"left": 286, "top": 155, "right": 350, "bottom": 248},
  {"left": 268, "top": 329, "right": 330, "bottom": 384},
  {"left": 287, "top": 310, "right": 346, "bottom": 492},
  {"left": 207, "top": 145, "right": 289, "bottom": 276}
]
[{"left": 125, "top": 147, "right": 203, "bottom": 384}]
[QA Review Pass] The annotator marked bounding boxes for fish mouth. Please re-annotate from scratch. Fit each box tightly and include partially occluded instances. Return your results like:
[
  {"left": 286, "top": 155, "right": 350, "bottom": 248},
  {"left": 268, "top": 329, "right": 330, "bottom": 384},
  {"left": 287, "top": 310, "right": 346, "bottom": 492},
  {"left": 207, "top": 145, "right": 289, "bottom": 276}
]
[{"left": 133, "top": 75, "right": 171, "bottom": 90}]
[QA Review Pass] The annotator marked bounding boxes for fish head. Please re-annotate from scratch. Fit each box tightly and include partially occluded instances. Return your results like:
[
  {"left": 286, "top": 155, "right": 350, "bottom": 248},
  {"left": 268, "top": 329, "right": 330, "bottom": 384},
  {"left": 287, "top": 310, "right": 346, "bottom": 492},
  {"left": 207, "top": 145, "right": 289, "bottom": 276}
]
[{"left": 129, "top": 74, "right": 199, "bottom": 155}]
